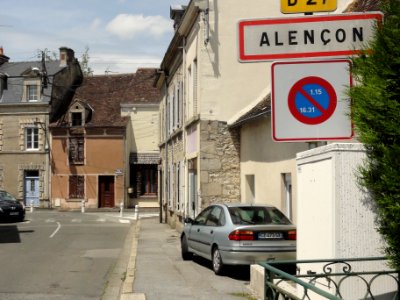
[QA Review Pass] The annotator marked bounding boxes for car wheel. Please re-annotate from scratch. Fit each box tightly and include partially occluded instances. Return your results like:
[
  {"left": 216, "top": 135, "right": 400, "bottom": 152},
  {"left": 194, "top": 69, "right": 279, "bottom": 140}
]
[
  {"left": 212, "top": 247, "right": 224, "bottom": 275},
  {"left": 181, "top": 235, "right": 193, "bottom": 260}
]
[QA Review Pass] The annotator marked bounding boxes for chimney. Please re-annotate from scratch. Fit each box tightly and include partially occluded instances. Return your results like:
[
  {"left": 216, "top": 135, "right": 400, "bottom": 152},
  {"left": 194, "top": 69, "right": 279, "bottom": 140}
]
[
  {"left": 0, "top": 47, "right": 10, "bottom": 66},
  {"left": 59, "top": 47, "right": 75, "bottom": 67}
]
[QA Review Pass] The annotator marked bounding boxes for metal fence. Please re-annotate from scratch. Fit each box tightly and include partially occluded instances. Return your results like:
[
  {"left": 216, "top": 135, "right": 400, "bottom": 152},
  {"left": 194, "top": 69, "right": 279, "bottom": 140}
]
[{"left": 260, "top": 257, "right": 399, "bottom": 300}]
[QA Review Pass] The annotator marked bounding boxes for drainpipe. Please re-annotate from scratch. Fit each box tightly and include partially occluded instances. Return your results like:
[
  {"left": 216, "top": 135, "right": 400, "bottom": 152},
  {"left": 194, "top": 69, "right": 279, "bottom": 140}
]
[{"left": 164, "top": 76, "right": 169, "bottom": 224}]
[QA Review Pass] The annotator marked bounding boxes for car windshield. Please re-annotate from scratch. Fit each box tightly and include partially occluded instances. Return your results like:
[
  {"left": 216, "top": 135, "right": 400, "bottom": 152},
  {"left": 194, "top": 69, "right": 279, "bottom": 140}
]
[
  {"left": 0, "top": 191, "right": 17, "bottom": 201},
  {"left": 228, "top": 206, "right": 291, "bottom": 225}
]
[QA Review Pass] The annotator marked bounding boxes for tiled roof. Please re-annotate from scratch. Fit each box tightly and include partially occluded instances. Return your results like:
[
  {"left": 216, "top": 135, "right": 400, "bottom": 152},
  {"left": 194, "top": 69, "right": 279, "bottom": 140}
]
[
  {"left": 130, "top": 152, "right": 160, "bottom": 164},
  {"left": 57, "top": 68, "right": 161, "bottom": 127},
  {"left": 0, "top": 60, "right": 66, "bottom": 104},
  {"left": 229, "top": 94, "right": 271, "bottom": 128}
]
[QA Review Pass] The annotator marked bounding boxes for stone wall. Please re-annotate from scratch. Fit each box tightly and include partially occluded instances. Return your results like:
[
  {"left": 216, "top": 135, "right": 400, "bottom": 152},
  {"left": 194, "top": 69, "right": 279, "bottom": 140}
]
[{"left": 199, "top": 120, "right": 240, "bottom": 208}]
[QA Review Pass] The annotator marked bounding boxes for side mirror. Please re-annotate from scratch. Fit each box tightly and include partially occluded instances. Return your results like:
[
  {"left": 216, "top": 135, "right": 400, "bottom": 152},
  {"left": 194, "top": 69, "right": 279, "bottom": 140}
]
[{"left": 184, "top": 217, "right": 194, "bottom": 224}]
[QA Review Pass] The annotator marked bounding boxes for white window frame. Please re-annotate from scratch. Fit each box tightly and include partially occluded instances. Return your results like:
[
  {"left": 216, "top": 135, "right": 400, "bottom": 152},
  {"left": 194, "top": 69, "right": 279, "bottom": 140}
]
[
  {"left": 27, "top": 84, "right": 39, "bottom": 102},
  {"left": 25, "top": 127, "right": 39, "bottom": 151}
]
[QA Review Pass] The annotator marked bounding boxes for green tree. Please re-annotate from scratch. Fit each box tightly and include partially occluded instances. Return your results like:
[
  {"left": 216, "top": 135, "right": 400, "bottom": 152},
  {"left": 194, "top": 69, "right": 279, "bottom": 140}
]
[
  {"left": 349, "top": 0, "right": 400, "bottom": 269},
  {"left": 80, "top": 46, "right": 93, "bottom": 76}
]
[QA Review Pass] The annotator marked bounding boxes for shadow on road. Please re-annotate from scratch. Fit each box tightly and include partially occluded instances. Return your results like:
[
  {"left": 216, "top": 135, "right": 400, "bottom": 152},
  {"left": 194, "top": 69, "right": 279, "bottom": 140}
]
[
  {"left": 0, "top": 222, "right": 34, "bottom": 243},
  {"left": 192, "top": 255, "right": 251, "bottom": 280}
]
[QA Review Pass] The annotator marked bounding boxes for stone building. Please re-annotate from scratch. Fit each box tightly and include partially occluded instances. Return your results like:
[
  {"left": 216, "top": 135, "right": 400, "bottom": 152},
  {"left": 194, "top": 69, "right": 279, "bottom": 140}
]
[
  {"left": 0, "top": 47, "right": 82, "bottom": 207},
  {"left": 157, "top": 0, "right": 356, "bottom": 230}
]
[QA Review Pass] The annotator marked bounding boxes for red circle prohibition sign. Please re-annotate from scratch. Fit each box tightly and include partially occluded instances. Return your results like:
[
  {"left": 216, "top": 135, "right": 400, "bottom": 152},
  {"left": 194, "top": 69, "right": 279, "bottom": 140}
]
[{"left": 288, "top": 76, "right": 337, "bottom": 125}]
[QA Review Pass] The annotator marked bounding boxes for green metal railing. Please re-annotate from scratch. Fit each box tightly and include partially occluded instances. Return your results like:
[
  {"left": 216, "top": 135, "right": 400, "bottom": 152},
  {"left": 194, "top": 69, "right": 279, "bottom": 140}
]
[{"left": 260, "top": 257, "right": 399, "bottom": 300}]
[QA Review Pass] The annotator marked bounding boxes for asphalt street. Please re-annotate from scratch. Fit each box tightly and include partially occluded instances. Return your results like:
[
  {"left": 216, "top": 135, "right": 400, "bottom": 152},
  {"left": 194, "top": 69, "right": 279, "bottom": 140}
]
[{"left": 0, "top": 210, "right": 133, "bottom": 300}]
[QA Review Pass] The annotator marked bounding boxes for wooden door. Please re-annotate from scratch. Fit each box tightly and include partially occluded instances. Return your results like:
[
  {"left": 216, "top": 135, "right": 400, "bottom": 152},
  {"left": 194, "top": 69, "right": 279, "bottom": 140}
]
[{"left": 99, "top": 176, "right": 115, "bottom": 208}]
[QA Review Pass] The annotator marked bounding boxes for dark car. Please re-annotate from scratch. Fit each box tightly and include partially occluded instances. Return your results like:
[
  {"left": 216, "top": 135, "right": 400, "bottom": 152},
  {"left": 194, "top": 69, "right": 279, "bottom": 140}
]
[
  {"left": 0, "top": 190, "right": 25, "bottom": 222},
  {"left": 181, "top": 203, "right": 296, "bottom": 275}
]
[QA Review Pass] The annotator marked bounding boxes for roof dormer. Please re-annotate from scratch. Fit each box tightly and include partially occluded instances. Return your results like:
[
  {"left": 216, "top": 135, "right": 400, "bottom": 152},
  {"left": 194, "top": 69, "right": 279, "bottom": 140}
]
[{"left": 68, "top": 100, "right": 93, "bottom": 127}]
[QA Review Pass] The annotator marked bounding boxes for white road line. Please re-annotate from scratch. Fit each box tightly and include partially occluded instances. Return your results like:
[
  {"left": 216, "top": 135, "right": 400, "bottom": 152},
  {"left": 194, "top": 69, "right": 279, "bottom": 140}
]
[
  {"left": 49, "top": 222, "right": 61, "bottom": 238},
  {"left": 119, "top": 219, "right": 130, "bottom": 224}
]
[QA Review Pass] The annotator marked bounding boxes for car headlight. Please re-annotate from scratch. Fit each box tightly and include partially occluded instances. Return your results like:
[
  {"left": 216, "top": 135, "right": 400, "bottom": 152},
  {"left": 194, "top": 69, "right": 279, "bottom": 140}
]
[{"left": 0, "top": 207, "right": 3, "bottom": 212}]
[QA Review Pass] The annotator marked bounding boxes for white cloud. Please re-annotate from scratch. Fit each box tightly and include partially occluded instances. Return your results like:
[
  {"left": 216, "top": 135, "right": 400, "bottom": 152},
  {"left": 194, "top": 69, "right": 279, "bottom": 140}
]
[
  {"left": 106, "top": 14, "right": 172, "bottom": 40},
  {"left": 90, "top": 52, "right": 161, "bottom": 74},
  {"left": 90, "top": 18, "right": 102, "bottom": 30}
]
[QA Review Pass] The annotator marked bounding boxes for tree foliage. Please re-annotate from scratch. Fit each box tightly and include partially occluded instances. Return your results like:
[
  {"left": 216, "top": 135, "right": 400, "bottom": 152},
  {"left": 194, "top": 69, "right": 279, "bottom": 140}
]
[
  {"left": 80, "top": 46, "right": 93, "bottom": 77},
  {"left": 349, "top": 0, "right": 400, "bottom": 269}
]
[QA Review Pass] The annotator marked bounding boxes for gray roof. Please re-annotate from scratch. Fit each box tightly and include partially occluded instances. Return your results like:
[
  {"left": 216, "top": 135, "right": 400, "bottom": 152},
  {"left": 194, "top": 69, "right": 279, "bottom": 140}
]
[{"left": 0, "top": 60, "right": 64, "bottom": 104}]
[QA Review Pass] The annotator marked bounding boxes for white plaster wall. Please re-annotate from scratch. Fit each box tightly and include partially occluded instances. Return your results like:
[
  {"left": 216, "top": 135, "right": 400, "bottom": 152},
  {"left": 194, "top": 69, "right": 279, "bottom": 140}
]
[
  {"left": 124, "top": 107, "right": 159, "bottom": 153},
  {"left": 240, "top": 117, "right": 309, "bottom": 224},
  {"left": 198, "top": 0, "right": 355, "bottom": 122}
]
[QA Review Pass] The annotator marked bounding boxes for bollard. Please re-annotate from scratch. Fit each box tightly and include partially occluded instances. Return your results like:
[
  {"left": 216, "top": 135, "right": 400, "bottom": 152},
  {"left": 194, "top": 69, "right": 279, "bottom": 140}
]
[
  {"left": 119, "top": 202, "right": 124, "bottom": 217},
  {"left": 81, "top": 199, "right": 85, "bottom": 213},
  {"left": 134, "top": 205, "right": 139, "bottom": 220},
  {"left": 30, "top": 200, "right": 34, "bottom": 213}
]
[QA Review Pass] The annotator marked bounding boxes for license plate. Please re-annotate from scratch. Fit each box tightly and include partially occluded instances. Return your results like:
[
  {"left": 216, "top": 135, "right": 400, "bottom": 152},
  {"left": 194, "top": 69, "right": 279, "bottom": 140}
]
[
  {"left": 258, "top": 232, "right": 283, "bottom": 239},
  {"left": 9, "top": 212, "right": 19, "bottom": 216}
]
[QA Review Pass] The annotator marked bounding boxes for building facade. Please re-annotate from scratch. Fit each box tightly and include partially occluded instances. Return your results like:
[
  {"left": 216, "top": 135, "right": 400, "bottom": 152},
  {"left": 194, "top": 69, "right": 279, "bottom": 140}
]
[
  {"left": 0, "top": 47, "right": 82, "bottom": 207},
  {"left": 50, "top": 69, "right": 161, "bottom": 210},
  {"left": 157, "top": 0, "right": 356, "bottom": 229}
]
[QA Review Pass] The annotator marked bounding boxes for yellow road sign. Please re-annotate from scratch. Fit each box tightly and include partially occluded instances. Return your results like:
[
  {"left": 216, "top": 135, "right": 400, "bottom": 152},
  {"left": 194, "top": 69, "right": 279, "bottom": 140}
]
[{"left": 281, "top": 0, "right": 337, "bottom": 14}]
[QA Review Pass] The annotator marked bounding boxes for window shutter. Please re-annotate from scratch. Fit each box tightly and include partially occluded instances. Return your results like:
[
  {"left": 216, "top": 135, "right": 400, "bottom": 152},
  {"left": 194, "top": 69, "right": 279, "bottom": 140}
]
[
  {"left": 69, "top": 176, "right": 77, "bottom": 198},
  {"left": 193, "top": 60, "right": 198, "bottom": 115},
  {"left": 179, "top": 81, "right": 183, "bottom": 126},
  {"left": 180, "top": 161, "right": 185, "bottom": 212}
]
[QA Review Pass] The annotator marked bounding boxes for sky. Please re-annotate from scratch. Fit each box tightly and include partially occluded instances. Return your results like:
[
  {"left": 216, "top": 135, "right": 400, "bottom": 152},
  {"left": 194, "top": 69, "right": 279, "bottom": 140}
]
[{"left": 0, "top": 0, "right": 188, "bottom": 74}]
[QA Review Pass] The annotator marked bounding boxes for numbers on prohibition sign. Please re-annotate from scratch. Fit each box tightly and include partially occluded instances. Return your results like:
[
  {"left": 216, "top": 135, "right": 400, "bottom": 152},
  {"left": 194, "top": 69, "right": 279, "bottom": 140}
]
[
  {"left": 288, "top": 76, "right": 337, "bottom": 125},
  {"left": 298, "top": 87, "right": 322, "bottom": 114}
]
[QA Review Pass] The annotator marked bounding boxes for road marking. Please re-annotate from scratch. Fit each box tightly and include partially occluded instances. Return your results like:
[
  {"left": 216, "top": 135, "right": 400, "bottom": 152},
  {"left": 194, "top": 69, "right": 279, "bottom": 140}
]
[
  {"left": 119, "top": 219, "right": 130, "bottom": 224},
  {"left": 71, "top": 219, "right": 82, "bottom": 223},
  {"left": 96, "top": 218, "right": 106, "bottom": 222},
  {"left": 46, "top": 219, "right": 56, "bottom": 223},
  {"left": 49, "top": 222, "right": 61, "bottom": 238}
]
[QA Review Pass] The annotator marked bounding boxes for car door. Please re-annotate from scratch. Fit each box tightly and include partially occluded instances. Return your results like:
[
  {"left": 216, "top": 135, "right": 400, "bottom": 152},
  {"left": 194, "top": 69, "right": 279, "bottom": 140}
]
[
  {"left": 188, "top": 207, "right": 212, "bottom": 253},
  {"left": 196, "top": 206, "right": 223, "bottom": 258}
]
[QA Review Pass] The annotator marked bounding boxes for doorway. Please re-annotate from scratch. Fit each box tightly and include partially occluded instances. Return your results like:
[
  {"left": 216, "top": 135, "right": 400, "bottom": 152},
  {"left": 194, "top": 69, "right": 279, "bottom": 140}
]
[
  {"left": 98, "top": 176, "right": 115, "bottom": 208},
  {"left": 24, "top": 170, "right": 40, "bottom": 207}
]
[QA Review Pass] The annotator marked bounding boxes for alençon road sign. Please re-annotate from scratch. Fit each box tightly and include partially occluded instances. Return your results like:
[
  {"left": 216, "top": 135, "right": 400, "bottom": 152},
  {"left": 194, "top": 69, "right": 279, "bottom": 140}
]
[
  {"left": 238, "top": 12, "right": 382, "bottom": 62},
  {"left": 272, "top": 60, "right": 353, "bottom": 142},
  {"left": 281, "top": 0, "right": 337, "bottom": 14}
]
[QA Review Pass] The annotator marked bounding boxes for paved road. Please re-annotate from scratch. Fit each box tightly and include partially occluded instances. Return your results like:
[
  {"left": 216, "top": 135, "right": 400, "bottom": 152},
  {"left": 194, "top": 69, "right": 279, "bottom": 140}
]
[
  {"left": 0, "top": 211, "right": 132, "bottom": 300},
  {"left": 132, "top": 218, "right": 254, "bottom": 300}
]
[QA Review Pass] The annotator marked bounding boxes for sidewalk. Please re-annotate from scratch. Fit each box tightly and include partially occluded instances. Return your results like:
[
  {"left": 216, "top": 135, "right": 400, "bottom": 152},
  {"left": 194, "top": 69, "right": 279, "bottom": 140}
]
[{"left": 120, "top": 217, "right": 254, "bottom": 300}]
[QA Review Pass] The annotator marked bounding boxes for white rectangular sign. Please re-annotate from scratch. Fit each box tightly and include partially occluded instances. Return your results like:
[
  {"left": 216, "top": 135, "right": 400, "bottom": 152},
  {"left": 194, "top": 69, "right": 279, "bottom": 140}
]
[
  {"left": 238, "top": 13, "right": 382, "bottom": 62},
  {"left": 272, "top": 60, "right": 353, "bottom": 142}
]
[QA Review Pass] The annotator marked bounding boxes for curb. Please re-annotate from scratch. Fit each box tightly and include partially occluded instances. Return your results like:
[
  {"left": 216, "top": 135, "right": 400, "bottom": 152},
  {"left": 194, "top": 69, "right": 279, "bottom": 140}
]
[{"left": 119, "top": 220, "right": 145, "bottom": 300}]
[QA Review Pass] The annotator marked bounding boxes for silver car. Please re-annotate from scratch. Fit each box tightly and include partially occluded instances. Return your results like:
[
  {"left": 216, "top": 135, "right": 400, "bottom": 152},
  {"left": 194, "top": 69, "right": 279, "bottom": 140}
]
[{"left": 181, "top": 203, "right": 296, "bottom": 275}]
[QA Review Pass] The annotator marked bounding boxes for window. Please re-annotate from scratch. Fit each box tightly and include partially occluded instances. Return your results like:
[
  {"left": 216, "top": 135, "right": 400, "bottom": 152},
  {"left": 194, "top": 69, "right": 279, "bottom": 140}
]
[
  {"left": 69, "top": 175, "right": 84, "bottom": 199},
  {"left": 71, "top": 112, "right": 83, "bottom": 127},
  {"left": 26, "top": 127, "right": 39, "bottom": 150},
  {"left": 245, "top": 174, "right": 255, "bottom": 204},
  {"left": 140, "top": 165, "right": 157, "bottom": 196},
  {"left": 69, "top": 137, "right": 84, "bottom": 164},
  {"left": 27, "top": 85, "right": 38, "bottom": 101}
]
